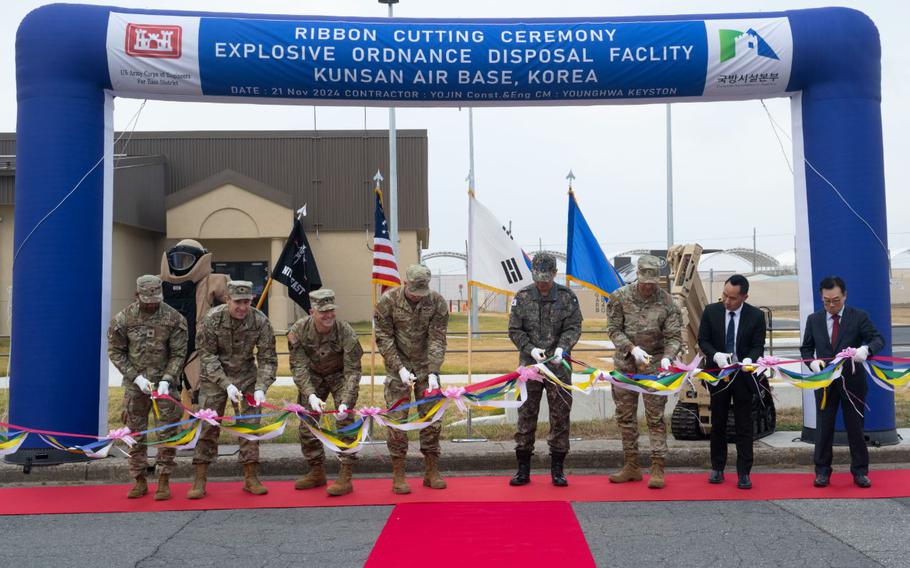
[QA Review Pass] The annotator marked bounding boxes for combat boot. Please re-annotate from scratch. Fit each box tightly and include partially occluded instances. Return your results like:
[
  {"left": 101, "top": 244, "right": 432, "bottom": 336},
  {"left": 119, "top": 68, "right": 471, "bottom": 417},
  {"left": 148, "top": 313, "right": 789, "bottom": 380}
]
[
  {"left": 187, "top": 464, "right": 208, "bottom": 500},
  {"left": 153, "top": 473, "right": 171, "bottom": 501},
  {"left": 608, "top": 453, "right": 643, "bottom": 483},
  {"left": 243, "top": 463, "right": 269, "bottom": 495},
  {"left": 550, "top": 451, "right": 569, "bottom": 487},
  {"left": 391, "top": 457, "right": 411, "bottom": 494},
  {"left": 509, "top": 450, "right": 532, "bottom": 486},
  {"left": 127, "top": 475, "right": 148, "bottom": 499},
  {"left": 423, "top": 455, "right": 447, "bottom": 489},
  {"left": 648, "top": 457, "right": 666, "bottom": 489},
  {"left": 294, "top": 463, "right": 327, "bottom": 490},
  {"left": 326, "top": 462, "right": 354, "bottom": 496}
]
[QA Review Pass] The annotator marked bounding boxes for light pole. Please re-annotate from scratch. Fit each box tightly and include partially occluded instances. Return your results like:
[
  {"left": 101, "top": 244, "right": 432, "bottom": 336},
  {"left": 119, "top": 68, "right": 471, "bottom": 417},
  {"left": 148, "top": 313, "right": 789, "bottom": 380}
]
[
  {"left": 666, "top": 103, "right": 674, "bottom": 250},
  {"left": 379, "top": 0, "right": 400, "bottom": 257}
]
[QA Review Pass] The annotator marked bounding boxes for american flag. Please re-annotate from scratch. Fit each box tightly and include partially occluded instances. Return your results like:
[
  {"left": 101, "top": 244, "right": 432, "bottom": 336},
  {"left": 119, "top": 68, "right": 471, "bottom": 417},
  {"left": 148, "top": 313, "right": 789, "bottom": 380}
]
[{"left": 372, "top": 188, "right": 401, "bottom": 291}]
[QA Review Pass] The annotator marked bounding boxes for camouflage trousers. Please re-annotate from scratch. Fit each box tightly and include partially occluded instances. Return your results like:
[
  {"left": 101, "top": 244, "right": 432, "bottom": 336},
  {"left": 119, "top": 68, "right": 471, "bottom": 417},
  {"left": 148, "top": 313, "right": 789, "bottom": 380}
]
[
  {"left": 612, "top": 387, "right": 668, "bottom": 459},
  {"left": 384, "top": 374, "right": 441, "bottom": 459},
  {"left": 121, "top": 387, "right": 182, "bottom": 478},
  {"left": 192, "top": 381, "right": 261, "bottom": 465},
  {"left": 299, "top": 372, "right": 356, "bottom": 465},
  {"left": 515, "top": 369, "right": 573, "bottom": 453}
]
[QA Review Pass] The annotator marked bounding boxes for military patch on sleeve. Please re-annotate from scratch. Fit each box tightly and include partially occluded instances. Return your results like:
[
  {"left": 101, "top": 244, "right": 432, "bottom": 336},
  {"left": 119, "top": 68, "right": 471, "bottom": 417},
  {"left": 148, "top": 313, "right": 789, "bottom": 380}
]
[{"left": 511, "top": 298, "right": 517, "bottom": 307}]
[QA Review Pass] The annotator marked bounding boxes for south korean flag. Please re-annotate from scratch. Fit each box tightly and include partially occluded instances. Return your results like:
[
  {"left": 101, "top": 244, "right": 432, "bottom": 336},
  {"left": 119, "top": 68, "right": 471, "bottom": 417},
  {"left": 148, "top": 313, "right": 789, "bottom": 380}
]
[{"left": 468, "top": 194, "right": 532, "bottom": 295}]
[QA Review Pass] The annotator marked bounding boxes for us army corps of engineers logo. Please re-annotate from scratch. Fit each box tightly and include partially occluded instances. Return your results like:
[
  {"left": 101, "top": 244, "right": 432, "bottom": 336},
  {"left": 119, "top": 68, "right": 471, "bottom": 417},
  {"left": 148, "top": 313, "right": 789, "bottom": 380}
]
[{"left": 125, "top": 23, "right": 182, "bottom": 58}]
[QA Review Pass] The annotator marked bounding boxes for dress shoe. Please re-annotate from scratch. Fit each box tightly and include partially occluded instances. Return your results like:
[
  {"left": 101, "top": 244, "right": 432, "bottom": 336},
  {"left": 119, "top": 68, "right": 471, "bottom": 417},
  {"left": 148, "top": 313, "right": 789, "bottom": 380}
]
[
  {"left": 813, "top": 474, "right": 830, "bottom": 487},
  {"left": 853, "top": 474, "right": 872, "bottom": 488},
  {"left": 737, "top": 474, "right": 752, "bottom": 490},
  {"left": 708, "top": 470, "right": 724, "bottom": 484}
]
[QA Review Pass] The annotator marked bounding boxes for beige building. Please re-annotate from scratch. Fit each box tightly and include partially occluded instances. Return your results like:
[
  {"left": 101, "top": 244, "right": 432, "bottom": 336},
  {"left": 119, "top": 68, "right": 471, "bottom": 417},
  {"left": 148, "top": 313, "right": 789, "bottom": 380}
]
[{"left": 0, "top": 131, "right": 429, "bottom": 335}]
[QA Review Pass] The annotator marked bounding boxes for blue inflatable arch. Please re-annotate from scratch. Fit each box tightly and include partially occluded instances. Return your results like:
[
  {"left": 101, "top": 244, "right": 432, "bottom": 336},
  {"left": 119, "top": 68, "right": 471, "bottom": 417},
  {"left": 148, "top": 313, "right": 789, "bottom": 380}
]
[{"left": 11, "top": 4, "right": 893, "bottom": 460}]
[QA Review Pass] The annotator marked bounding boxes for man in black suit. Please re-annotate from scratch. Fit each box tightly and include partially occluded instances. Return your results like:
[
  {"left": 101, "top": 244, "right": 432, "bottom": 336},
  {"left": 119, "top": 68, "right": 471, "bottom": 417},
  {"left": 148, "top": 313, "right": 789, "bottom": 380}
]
[
  {"left": 800, "top": 275, "right": 884, "bottom": 488},
  {"left": 698, "top": 274, "right": 766, "bottom": 490}
]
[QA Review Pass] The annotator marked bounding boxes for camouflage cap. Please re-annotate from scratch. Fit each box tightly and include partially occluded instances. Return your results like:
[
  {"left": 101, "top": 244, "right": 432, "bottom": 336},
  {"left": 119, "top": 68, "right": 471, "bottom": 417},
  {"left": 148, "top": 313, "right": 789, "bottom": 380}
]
[
  {"left": 405, "top": 264, "right": 431, "bottom": 297},
  {"left": 309, "top": 288, "right": 337, "bottom": 312},
  {"left": 636, "top": 255, "right": 661, "bottom": 284},
  {"left": 227, "top": 280, "right": 255, "bottom": 300},
  {"left": 136, "top": 274, "right": 163, "bottom": 303},
  {"left": 531, "top": 252, "right": 557, "bottom": 283}
]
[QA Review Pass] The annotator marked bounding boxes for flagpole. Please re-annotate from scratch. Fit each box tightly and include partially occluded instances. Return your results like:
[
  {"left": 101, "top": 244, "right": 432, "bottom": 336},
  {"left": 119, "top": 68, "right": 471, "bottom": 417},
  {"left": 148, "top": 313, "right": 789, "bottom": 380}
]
[
  {"left": 455, "top": 190, "right": 486, "bottom": 443},
  {"left": 255, "top": 278, "right": 272, "bottom": 311},
  {"left": 370, "top": 282, "right": 377, "bottom": 407}
]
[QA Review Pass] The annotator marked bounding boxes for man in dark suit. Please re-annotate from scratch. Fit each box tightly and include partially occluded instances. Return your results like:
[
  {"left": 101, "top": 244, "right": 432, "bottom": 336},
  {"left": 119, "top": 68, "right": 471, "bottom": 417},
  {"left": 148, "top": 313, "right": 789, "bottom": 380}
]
[
  {"left": 698, "top": 274, "right": 766, "bottom": 490},
  {"left": 800, "top": 275, "right": 884, "bottom": 488}
]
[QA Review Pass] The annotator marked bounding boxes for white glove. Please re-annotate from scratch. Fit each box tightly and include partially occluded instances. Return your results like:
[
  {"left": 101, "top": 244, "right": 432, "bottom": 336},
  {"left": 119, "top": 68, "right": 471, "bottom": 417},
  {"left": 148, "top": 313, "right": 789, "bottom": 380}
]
[
  {"left": 336, "top": 403, "right": 348, "bottom": 420},
  {"left": 853, "top": 346, "right": 870, "bottom": 363},
  {"left": 809, "top": 360, "right": 825, "bottom": 374},
  {"left": 553, "top": 347, "right": 565, "bottom": 363},
  {"left": 631, "top": 346, "right": 651, "bottom": 365},
  {"left": 426, "top": 373, "right": 440, "bottom": 394},
  {"left": 253, "top": 390, "right": 266, "bottom": 407},
  {"left": 399, "top": 367, "right": 415, "bottom": 386},
  {"left": 713, "top": 352, "right": 732, "bottom": 368},
  {"left": 309, "top": 394, "right": 326, "bottom": 412},
  {"left": 226, "top": 384, "right": 241, "bottom": 404},
  {"left": 530, "top": 347, "right": 546, "bottom": 362},
  {"left": 133, "top": 375, "right": 152, "bottom": 394},
  {"left": 156, "top": 380, "right": 169, "bottom": 397},
  {"left": 660, "top": 358, "right": 672, "bottom": 371}
]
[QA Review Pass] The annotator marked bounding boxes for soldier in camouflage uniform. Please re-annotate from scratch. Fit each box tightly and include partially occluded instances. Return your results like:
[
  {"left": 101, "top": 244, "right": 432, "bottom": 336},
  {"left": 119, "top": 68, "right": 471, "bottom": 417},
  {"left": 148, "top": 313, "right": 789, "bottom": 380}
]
[
  {"left": 508, "top": 253, "right": 583, "bottom": 487},
  {"left": 606, "top": 255, "right": 683, "bottom": 489},
  {"left": 288, "top": 289, "right": 363, "bottom": 496},
  {"left": 188, "top": 280, "right": 277, "bottom": 499},
  {"left": 108, "top": 275, "right": 188, "bottom": 500},
  {"left": 374, "top": 264, "right": 449, "bottom": 494}
]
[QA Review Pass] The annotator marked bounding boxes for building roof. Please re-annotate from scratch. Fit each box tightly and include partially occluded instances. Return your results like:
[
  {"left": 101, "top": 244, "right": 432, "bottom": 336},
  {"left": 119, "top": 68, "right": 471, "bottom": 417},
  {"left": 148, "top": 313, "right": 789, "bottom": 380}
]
[
  {"left": 0, "top": 129, "right": 430, "bottom": 243},
  {"left": 165, "top": 168, "right": 293, "bottom": 210}
]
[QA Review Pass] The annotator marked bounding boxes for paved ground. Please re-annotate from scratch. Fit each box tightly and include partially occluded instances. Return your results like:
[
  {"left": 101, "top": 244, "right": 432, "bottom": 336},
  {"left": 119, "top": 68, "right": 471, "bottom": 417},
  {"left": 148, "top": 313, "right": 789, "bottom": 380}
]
[
  {"left": 4, "top": 430, "right": 909, "bottom": 485},
  {"left": 1, "top": 493, "right": 908, "bottom": 567}
]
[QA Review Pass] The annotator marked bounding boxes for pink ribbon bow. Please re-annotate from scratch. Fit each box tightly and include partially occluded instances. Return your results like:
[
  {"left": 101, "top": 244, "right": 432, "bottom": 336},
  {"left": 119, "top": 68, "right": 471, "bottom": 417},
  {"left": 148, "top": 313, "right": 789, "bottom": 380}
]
[
  {"left": 192, "top": 408, "right": 220, "bottom": 426},
  {"left": 755, "top": 356, "right": 782, "bottom": 377},
  {"left": 106, "top": 427, "right": 137, "bottom": 447},
  {"left": 357, "top": 407, "right": 384, "bottom": 417},
  {"left": 835, "top": 347, "right": 858, "bottom": 372},
  {"left": 442, "top": 386, "right": 469, "bottom": 412},
  {"left": 283, "top": 403, "right": 307, "bottom": 415},
  {"left": 671, "top": 354, "right": 703, "bottom": 381},
  {"left": 517, "top": 366, "right": 543, "bottom": 383}
]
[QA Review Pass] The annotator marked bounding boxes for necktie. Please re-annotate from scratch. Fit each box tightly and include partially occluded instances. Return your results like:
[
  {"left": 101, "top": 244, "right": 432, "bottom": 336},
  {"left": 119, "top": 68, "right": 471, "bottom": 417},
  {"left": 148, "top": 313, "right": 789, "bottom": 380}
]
[
  {"left": 725, "top": 311, "right": 736, "bottom": 353},
  {"left": 831, "top": 314, "right": 840, "bottom": 347}
]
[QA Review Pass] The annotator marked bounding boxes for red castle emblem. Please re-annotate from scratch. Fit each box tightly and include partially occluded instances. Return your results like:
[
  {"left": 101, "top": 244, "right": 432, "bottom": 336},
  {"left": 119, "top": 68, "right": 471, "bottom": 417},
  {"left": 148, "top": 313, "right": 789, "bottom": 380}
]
[{"left": 125, "top": 24, "right": 182, "bottom": 58}]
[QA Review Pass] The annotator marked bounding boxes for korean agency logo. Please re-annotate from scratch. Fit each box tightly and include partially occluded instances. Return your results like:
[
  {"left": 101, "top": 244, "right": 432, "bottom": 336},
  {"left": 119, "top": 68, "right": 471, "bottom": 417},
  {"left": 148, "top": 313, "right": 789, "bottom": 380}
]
[
  {"left": 718, "top": 28, "right": 779, "bottom": 63},
  {"left": 125, "top": 23, "right": 182, "bottom": 58}
]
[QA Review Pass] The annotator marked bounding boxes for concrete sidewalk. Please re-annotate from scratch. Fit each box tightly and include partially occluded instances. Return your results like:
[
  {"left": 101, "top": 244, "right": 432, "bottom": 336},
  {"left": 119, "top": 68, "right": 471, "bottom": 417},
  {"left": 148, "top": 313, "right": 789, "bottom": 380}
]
[{"left": 2, "top": 429, "right": 908, "bottom": 485}]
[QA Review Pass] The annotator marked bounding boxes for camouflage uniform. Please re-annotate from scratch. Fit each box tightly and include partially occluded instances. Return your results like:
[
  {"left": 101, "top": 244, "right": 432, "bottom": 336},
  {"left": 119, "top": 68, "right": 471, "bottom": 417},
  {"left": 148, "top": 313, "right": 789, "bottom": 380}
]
[
  {"left": 509, "top": 282, "right": 583, "bottom": 453},
  {"left": 375, "top": 285, "right": 449, "bottom": 459},
  {"left": 606, "top": 281, "right": 683, "bottom": 459},
  {"left": 107, "top": 281, "right": 188, "bottom": 479},
  {"left": 192, "top": 302, "right": 277, "bottom": 465},
  {"left": 288, "top": 315, "right": 363, "bottom": 465}
]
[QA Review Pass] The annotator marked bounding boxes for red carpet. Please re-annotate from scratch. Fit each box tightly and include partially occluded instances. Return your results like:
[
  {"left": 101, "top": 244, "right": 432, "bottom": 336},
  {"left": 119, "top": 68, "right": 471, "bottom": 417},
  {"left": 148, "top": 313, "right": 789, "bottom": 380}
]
[
  {"left": 365, "top": 502, "right": 595, "bottom": 567},
  {"left": 1, "top": 471, "right": 909, "bottom": 516}
]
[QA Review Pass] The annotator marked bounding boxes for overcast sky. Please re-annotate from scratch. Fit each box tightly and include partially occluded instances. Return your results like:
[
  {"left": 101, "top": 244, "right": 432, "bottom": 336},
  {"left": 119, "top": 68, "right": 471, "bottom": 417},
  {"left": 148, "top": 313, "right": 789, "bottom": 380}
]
[{"left": 3, "top": 0, "right": 908, "bottom": 276}]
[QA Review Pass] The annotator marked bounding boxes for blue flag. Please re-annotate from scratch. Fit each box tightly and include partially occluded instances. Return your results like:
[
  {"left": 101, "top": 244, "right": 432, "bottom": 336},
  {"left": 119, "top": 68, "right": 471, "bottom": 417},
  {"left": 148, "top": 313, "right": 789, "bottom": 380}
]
[{"left": 566, "top": 192, "right": 624, "bottom": 298}]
